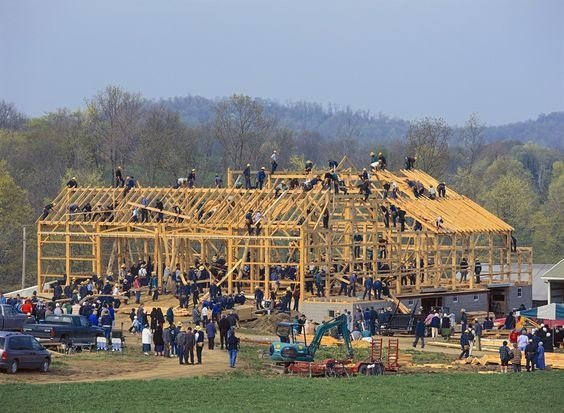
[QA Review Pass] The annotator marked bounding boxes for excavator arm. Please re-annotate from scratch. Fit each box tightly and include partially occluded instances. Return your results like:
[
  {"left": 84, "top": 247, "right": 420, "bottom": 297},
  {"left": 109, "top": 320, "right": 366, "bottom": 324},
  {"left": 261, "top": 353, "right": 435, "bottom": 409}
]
[{"left": 307, "top": 314, "right": 354, "bottom": 360}]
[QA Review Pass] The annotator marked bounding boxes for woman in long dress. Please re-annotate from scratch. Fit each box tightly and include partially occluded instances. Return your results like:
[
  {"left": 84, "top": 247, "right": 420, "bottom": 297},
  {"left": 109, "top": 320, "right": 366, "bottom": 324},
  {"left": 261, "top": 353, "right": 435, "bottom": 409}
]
[{"left": 536, "top": 341, "right": 546, "bottom": 370}]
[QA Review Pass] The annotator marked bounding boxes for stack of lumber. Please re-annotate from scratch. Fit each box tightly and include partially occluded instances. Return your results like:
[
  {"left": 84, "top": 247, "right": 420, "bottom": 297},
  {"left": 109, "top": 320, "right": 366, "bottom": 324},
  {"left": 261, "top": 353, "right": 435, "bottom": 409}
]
[{"left": 453, "top": 352, "right": 564, "bottom": 369}]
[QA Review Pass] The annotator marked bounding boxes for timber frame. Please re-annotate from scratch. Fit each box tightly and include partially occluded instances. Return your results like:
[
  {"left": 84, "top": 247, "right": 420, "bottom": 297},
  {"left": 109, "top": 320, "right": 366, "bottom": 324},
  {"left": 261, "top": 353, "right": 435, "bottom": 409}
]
[{"left": 37, "top": 157, "right": 532, "bottom": 304}]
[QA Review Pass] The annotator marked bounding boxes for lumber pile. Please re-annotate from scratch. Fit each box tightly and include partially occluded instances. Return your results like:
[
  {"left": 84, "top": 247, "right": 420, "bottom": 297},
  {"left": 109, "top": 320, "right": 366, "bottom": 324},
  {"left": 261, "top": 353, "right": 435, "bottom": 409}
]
[{"left": 453, "top": 352, "right": 564, "bottom": 370}]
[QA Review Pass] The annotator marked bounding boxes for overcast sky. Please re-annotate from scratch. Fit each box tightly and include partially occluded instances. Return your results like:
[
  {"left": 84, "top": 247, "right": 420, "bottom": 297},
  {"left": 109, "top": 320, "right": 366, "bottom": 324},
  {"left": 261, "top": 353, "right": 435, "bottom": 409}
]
[{"left": 1, "top": 0, "right": 563, "bottom": 125}]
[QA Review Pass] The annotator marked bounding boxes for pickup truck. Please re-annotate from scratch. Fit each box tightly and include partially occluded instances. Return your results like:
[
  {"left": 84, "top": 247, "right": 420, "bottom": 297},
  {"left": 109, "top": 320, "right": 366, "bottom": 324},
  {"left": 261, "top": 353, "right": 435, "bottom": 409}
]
[
  {"left": 22, "top": 315, "right": 104, "bottom": 345},
  {"left": 0, "top": 304, "right": 32, "bottom": 331}
]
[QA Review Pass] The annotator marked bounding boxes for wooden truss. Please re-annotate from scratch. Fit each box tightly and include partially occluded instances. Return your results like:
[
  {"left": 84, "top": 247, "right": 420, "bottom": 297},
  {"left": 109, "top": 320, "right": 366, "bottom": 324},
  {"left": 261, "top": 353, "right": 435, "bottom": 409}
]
[{"left": 37, "top": 157, "right": 532, "bottom": 303}]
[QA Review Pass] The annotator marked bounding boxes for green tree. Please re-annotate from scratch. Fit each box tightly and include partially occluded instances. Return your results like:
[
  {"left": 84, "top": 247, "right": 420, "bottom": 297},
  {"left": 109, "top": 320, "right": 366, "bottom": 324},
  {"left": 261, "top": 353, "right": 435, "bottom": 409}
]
[
  {"left": 532, "top": 161, "right": 564, "bottom": 262},
  {"left": 481, "top": 175, "right": 536, "bottom": 246},
  {"left": 0, "top": 161, "right": 34, "bottom": 289}
]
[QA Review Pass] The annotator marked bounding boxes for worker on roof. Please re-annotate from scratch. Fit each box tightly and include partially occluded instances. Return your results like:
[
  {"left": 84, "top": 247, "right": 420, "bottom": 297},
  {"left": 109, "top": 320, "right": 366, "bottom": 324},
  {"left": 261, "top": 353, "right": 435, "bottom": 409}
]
[
  {"left": 428, "top": 185, "right": 437, "bottom": 200},
  {"left": 187, "top": 169, "right": 196, "bottom": 188},
  {"left": 405, "top": 156, "right": 416, "bottom": 170},
  {"left": 437, "top": 182, "right": 446, "bottom": 197},
  {"left": 115, "top": 166, "right": 125, "bottom": 187},
  {"left": 40, "top": 202, "right": 55, "bottom": 220},
  {"left": 270, "top": 150, "right": 278, "bottom": 174},
  {"left": 305, "top": 159, "right": 313, "bottom": 173},
  {"left": 66, "top": 176, "right": 78, "bottom": 188},
  {"left": 256, "top": 167, "right": 266, "bottom": 190},
  {"left": 243, "top": 163, "right": 252, "bottom": 189}
]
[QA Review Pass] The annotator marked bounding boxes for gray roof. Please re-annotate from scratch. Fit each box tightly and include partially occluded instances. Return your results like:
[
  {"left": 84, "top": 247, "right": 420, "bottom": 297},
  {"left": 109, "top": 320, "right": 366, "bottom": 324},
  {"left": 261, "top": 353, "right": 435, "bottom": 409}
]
[{"left": 541, "top": 259, "right": 564, "bottom": 281}]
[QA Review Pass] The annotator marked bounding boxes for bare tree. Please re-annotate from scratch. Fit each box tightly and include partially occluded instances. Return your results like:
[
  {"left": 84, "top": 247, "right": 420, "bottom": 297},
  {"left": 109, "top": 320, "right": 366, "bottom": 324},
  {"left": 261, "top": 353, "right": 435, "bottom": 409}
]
[
  {"left": 213, "top": 95, "right": 276, "bottom": 168},
  {"left": 0, "top": 101, "right": 27, "bottom": 131},
  {"left": 86, "top": 86, "right": 144, "bottom": 179},
  {"left": 461, "top": 113, "right": 484, "bottom": 171},
  {"left": 407, "top": 117, "right": 450, "bottom": 177},
  {"left": 135, "top": 103, "right": 198, "bottom": 185}
]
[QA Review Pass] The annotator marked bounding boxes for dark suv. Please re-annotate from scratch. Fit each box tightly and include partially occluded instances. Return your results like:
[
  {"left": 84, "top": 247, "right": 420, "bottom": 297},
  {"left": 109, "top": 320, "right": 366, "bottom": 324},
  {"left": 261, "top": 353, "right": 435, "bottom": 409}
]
[{"left": 0, "top": 332, "right": 51, "bottom": 374}]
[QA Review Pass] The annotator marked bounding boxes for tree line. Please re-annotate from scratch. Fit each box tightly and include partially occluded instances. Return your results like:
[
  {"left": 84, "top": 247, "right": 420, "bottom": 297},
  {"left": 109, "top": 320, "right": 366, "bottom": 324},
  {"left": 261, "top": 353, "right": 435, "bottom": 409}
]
[{"left": 0, "top": 86, "right": 562, "bottom": 289}]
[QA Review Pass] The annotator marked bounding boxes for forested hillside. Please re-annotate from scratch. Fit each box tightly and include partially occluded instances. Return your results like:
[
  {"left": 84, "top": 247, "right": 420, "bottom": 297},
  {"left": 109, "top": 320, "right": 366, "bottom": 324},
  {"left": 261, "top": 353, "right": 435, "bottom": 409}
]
[{"left": 0, "top": 87, "right": 562, "bottom": 289}]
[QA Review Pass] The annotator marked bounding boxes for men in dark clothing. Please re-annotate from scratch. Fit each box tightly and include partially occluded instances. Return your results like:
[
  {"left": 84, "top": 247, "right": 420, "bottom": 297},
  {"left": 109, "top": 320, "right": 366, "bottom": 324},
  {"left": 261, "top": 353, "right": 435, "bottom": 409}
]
[
  {"left": 460, "top": 258, "right": 469, "bottom": 282},
  {"left": 362, "top": 277, "right": 373, "bottom": 300},
  {"left": 474, "top": 259, "right": 482, "bottom": 284},
  {"left": 254, "top": 287, "right": 264, "bottom": 310},
  {"left": 82, "top": 203, "right": 92, "bottom": 221},
  {"left": 328, "top": 160, "right": 339, "bottom": 169},
  {"left": 41, "top": 203, "right": 55, "bottom": 220},
  {"left": 405, "top": 156, "right": 416, "bottom": 170},
  {"left": 66, "top": 177, "right": 78, "bottom": 188},
  {"left": 377, "top": 152, "right": 387, "bottom": 170},
  {"left": 525, "top": 339, "right": 537, "bottom": 372},
  {"left": 511, "top": 234, "right": 517, "bottom": 252},
  {"left": 305, "top": 160, "right": 313, "bottom": 173},
  {"left": 256, "top": 167, "right": 266, "bottom": 190},
  {"left": 322, "top": 209, "right": 329, "bottom": 229},
  {"left": 360, "top": 179, "right": 371, "bottom": 201},
  {"left": 227, "top": 329, "right": 240, "bottom": 368},
  {"left": 397, "top": 208, "right": 406, "bottom": 232},
  {"left": 176, "top": 328, "right": 186, "bottom": 364},
  {"left": 437, "top": 182, "right": 446, "bottom": 197},
  {"left": 243, "top": 164, "right": 252, "bottom": 189},
  {"left": 504, "top": 311, "right": 516, "bottom": 330},
  {"left": 155, "top": 199, "right": 164, "bottom": 223},
  {"left": 184, "top": 327, "right": 195, "bottom": 364},
  {"left": 187, "top": 169, "right": 196, "bottom": 188},
  {"left": 218, "top": 315, "right": 230, "bottom": 350},
  {"left": 115, "top": 166, "right": 124, "bottom": 187},
  {"left": 195, "top": 326, "right": 204, "bottom": 364},
  {"left": 413, "top": 319, "right": 426, "bottom": 348}
]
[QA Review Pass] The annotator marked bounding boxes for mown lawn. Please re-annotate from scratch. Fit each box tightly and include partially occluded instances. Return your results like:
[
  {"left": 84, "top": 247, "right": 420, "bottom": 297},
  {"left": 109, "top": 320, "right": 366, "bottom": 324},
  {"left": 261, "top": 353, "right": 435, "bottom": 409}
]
[{"left": 1, "top": 371, "right": 562, "bottom": 412}]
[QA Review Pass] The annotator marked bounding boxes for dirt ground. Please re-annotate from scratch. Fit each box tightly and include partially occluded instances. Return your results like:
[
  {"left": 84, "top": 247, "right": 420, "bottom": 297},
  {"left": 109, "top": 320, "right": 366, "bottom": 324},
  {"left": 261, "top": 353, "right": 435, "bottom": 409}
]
[{"left": 0, "top": 294, "right": 503, "bottom": 383}]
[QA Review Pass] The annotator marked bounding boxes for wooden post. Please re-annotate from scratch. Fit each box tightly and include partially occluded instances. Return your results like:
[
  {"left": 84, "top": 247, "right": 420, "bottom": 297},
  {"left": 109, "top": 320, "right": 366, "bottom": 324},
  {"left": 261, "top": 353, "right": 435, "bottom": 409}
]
[
  {"left": 299, "top": 229, "right": 306, "bottom": 307},
  {"left": 434, "top": 236, "right": 440, "bottom": 289},
  {"left": 488, "top": 233, "right": 494, "bottom": 285},
  {"left": 65, "top": 222, "right": 71, "bottom": 286},
  {"left": 37, "top": 223, "right": 42, "bottom": 292},
  {"left": 469, "top": 234, "right": 475, "bottom": 289},
  {"left": 227, "top": 168, "right": 233, "bottom": 188},
  {"left": 95, "top": 224, "right": 102, "bottom": 276},
  {"left": 450, "top": 234, "right": 457, "bottom": 290},
  {"left": 415, "top": 233, "right": 421, "bottom": 292}
]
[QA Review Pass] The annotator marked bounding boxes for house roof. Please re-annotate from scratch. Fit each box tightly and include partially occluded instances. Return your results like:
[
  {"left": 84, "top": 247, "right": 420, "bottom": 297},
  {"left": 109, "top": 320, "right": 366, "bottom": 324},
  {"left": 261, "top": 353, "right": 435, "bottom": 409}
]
[{"left": 541, "top": 259, "right": 564, "bottom": 281}]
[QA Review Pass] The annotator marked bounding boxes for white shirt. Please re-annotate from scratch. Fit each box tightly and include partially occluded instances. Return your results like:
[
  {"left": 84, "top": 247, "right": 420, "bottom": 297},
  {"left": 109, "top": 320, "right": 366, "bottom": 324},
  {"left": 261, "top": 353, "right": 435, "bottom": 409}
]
[
  {"left": 202, "top": 307, "right": 209, "bottom": 317},
  {"left": 141, "top": 328, "right": 152, "bottom": 345},
  {"left": 271, "top": 153, "right": 277, "bottom": 162},
  {"left": 54, "top": 307, "right": 62, "bottom": 316},
  {"left": 517, "top": 334, "right": 529, "bottom": 349}
]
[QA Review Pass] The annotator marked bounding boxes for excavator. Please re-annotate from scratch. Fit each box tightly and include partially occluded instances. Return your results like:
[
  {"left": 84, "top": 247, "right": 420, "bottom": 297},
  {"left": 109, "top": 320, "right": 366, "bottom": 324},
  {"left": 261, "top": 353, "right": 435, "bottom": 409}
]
[
  {"left": 270, "top": 314, "right": 353, "bottom": 363},
  {"left": 269, "top": 314, "right": 384, "bottom": 376}
]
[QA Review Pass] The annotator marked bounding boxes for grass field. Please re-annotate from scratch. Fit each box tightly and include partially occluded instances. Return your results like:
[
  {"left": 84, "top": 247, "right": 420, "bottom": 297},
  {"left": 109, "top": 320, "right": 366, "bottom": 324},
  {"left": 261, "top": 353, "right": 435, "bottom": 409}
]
[{"left": 1, "top": 371, "right": 562, "bottom": 412}]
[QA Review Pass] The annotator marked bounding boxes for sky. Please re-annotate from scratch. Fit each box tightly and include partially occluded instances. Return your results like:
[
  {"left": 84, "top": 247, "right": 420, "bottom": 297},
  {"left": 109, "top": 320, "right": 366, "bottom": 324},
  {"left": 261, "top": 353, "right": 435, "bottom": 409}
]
[{"left": 0, "top": 0, "right": 563, "bottom": 125}]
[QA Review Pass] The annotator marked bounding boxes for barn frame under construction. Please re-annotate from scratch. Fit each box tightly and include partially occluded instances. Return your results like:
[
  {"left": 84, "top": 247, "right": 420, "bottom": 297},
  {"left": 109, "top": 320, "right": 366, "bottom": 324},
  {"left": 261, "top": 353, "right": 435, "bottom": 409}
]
[{"left": 37, "top": 157, "right": 532, "bottom": 305}]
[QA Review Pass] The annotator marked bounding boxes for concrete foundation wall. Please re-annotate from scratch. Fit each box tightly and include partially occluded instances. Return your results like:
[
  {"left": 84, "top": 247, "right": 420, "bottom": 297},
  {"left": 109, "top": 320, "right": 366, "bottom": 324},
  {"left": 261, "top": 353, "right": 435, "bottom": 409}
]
[{"left": 301, "top": 300, "right": 391, "bottom": 323}]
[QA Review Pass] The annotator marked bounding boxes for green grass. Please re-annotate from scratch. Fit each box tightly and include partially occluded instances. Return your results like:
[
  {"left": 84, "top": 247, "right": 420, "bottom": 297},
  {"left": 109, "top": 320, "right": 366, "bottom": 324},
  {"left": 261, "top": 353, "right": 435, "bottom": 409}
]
[{"left": 1, "top": 372, "right": 562, "bottom": 412}]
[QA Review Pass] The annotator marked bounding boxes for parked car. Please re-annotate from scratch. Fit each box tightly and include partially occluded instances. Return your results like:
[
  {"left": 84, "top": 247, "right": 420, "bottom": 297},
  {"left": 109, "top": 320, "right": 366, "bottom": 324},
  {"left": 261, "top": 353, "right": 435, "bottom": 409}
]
[
  {"left": 22, "top": 314, "right": 104, "bottom": 345},
  {"left": 0, "top": 304, "right": 33, "bottom": 331},
  {"left": 0, "top": 331, "right": 51, "bottom": 374}
]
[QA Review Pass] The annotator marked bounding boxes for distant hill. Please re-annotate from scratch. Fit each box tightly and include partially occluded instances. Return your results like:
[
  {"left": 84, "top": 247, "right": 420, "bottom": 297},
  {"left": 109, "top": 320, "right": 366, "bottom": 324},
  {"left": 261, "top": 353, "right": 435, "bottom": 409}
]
[{"left": 161, "top": 95, "right": 563, "bottom": 148}]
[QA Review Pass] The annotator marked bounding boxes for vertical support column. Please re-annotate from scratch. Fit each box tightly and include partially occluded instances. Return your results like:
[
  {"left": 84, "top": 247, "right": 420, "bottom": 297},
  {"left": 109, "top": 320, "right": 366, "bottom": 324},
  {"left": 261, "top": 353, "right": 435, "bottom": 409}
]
[
  {"left": 325, "top": 227, "right": 332, "bottom": 298},
  {"left": 264, "top": 228, "right": 271, "bottom": 297},
  {"left": 434, "top": 236, "right": 440, "bottom": 288},
  {"left": 415, "top": 233, "right": 421, "bottom": 292},
  {"left": 505, "top": 233, "right": 512, "bottom": 281},
  {"left": 227, "top": 168, "right": 233, "bottom": 188},
  {"left": 95, "top": 224, "right": 102, "bottom": 276},
  {"left": 299, "top": 229, "right": 306, "bottom": 307},
  {"left": 227, "top": 234, "right": 234, "bottom": 294},
  {"left": 469, "top": 234, "right": 475, "bottom": 289},
  {"left": 395, "top": 232, "right": 402, "bottom": 295},
  {"left": 155, "top": 228, "right": 162, "bottom": 287},
  {"left": 488, "top": 233, "right": 494, "bottom": 284},
  {"left": 451, "top": 234, "right": 457, "bottom": 290},
  {"left": 65, "top": 222, "right": 71, "bottom": 286},
  {"left": 37, "top": 223, "right": 42, "bottom": 292}
]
